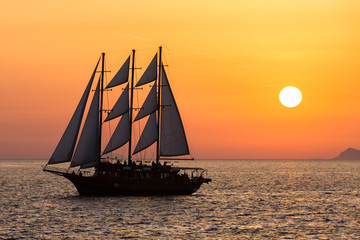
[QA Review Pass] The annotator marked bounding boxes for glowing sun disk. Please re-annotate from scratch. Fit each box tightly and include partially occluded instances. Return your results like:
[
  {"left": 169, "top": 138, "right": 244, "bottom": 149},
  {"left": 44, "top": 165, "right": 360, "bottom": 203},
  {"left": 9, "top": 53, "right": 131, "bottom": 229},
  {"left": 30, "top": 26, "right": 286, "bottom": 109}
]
[{"left": 279, "top": 86, "right": 302, "bottom": 108}]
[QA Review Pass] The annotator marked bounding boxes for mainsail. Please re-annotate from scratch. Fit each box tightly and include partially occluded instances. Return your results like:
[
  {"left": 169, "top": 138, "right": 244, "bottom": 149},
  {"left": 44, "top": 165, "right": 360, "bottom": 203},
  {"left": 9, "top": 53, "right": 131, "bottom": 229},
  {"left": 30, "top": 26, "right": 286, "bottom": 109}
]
[
  {"left": 70, "top": 80, "right": 100, "bottom": 168},
  {"left": 159, "top": 66, "right": 190, "bottom": 156},
  {"left": 48, "top": 59, "right": 100, "bottom": 164}
]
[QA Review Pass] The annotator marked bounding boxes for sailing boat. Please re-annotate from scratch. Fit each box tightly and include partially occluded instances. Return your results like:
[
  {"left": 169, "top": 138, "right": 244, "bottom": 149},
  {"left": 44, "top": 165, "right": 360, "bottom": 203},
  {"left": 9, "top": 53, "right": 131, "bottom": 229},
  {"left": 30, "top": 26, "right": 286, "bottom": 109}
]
[{"left": 43, "top": 47, "right": 211, "bottom": 195}]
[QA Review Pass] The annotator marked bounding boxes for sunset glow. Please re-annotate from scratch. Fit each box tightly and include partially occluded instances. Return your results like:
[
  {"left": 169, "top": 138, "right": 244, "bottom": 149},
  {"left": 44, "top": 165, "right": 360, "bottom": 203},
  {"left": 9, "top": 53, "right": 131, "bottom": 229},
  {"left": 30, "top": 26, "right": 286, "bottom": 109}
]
[{"left": 1, "top": 0, "right": 360, "bottom": 159}]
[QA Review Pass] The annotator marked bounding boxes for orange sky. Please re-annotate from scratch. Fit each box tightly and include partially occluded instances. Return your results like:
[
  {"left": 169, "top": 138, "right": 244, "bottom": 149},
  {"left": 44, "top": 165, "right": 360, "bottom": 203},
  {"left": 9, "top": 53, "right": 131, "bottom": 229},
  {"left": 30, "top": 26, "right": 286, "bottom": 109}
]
[{"left": 1, "top": 0, "right": 360, "bottom": 159}]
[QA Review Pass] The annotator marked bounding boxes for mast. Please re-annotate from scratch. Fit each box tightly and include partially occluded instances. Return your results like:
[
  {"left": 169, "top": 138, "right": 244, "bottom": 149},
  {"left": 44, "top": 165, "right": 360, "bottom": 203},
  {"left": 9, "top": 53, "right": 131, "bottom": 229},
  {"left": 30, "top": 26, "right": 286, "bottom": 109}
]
[
  {"left": 128, "top": 50, "right": 135, "bottom": 163},
  {"left": 156, "top": 46, "right": 162, "bottom": 164},
  {"left": 99, "top": 52, "right": 105, "bottom": 163}
]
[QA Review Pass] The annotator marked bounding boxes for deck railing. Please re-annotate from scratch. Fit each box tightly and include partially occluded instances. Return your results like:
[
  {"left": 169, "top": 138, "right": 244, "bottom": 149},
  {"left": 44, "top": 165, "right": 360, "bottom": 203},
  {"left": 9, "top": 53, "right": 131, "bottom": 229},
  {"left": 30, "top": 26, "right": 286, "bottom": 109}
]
[{"left": 43, "top": 164, "right": 208, "bottom": 179}]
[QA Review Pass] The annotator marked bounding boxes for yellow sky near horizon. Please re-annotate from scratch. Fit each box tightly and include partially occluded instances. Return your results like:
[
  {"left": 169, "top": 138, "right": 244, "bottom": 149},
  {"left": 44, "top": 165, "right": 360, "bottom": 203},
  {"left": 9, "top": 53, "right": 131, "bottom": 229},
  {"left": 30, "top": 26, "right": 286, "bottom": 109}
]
[{"left": 1, "top": 0, "right": 360, "bottom": 159}]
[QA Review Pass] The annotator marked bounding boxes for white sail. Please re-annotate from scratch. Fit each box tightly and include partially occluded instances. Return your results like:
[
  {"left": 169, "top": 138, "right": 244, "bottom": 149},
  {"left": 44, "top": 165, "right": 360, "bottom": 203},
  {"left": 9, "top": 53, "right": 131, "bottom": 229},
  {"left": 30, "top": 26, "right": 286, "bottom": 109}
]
[
  {"left": 103, "top": 112, "right": 130, "bottom": 154},
  {"left": 160, "top": 66, "right": 190, "bottom": 156},
  {"left": 70, "top": 80, "right": 100, "bottom": 168},
  {"left": 104, "top": 84, "right": 129, "bottom": 122},
  {"left": 105, "top": 56, "right": 130, "bottom": 89},
  {"left": 48, "top": 59, "right": 100, "bottom": 164},
  {"left": 134, "top": 82, "right": 157, "bottom": 121},
  {"left": 133, "top": 112, "right": 158, "bottom": 155},
  {"left": 135, "top": 54, "right": 157, "bottom": 87}
]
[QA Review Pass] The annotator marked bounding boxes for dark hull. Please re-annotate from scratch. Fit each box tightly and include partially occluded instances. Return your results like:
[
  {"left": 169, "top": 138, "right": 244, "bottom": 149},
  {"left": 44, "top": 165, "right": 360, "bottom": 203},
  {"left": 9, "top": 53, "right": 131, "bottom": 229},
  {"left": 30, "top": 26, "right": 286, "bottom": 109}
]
[{"left": 63, "top": 173, "right": 208, "bottom": 196}]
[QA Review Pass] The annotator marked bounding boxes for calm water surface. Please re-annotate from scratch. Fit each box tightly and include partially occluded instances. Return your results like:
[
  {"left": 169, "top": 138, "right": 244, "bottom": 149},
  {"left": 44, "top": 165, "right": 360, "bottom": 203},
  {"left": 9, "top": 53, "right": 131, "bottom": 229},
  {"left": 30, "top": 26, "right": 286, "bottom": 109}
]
[{"left": 1, "top": 159, "right": 359, "bottom": 239}]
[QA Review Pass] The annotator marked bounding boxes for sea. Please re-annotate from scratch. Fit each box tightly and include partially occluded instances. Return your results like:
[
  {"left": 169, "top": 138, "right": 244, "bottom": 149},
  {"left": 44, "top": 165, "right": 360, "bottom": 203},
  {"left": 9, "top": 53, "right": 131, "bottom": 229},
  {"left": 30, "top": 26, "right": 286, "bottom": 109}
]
[{"left": 1, "top": 159, "right": 359, "bottom": 239}]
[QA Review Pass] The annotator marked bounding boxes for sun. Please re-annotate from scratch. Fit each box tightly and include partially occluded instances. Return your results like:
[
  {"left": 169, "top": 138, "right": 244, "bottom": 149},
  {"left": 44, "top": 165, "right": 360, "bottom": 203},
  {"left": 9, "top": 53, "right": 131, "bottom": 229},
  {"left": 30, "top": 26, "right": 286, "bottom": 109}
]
[{"left": 279, "top": 86, "right": 302, "bottom": 108}]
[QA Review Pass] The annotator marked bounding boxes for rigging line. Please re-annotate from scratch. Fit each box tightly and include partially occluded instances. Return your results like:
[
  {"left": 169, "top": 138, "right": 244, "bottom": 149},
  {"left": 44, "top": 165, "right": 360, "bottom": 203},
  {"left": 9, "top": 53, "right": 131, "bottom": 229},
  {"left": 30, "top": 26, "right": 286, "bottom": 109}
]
[
  {"left": 102, "top": 54, "right": 113, "bottom": 159},
  {"left": 156, "top": 46, "right": 162, "bottom": 164},
  {"left": 106, "top": 49, "right": 133, "bottom": 54},
  {"left": 132, "top": 55, "right": 138, "bottom": 158},
  {"left": 98, "top": 52, "right": 106, "bottom": 164},
  {"left": 160, "top": 44, "right": 170, "bottom": 52},
  {"left": 128, "top": 50, "right": 139, "bottom": 160},
  {"left": 135, "top": 50, "right": 158, "bottom": 72},
  {"left": 131, "top": 46, "right": 157, "bottom": 52},
  {"left": 104, "top": 62, "right": 114, "bottom": 159},
  {"left": 135, "top": 72, "right": 148, "bottom": 161},
  {"left": 134, "top": 68, "right": 143, "bottom": 160},
  {"left": 128, "top": 50, "right": 135, "bottom": 162}
]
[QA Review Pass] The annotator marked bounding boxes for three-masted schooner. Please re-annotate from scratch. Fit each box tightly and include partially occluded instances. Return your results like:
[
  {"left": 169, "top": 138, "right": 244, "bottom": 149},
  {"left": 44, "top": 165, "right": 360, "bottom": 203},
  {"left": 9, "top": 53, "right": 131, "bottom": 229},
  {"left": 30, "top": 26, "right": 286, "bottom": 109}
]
[{"left": 43, "top": 47, "right": 211, "bottom": 195}]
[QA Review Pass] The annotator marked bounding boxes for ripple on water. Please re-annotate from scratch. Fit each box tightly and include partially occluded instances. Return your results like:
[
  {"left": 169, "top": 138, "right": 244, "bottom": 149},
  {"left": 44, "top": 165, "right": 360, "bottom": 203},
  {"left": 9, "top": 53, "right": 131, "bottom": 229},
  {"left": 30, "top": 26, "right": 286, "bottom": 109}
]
[{"left": 0, "top": 159, "right": 359, "bottom": 239}]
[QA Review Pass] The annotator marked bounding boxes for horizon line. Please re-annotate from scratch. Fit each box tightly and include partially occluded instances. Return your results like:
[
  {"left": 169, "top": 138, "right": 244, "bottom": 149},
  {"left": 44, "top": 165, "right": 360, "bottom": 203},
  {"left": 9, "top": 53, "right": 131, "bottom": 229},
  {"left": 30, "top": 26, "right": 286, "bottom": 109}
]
[{"left": 0, "top": 157, "right": 336, "bottom": 161}]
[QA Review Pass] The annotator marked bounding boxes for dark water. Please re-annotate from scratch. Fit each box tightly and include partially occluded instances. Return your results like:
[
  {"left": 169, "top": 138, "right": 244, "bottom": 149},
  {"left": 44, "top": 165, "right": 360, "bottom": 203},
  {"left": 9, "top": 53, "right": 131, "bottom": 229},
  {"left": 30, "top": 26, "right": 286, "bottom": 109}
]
[{"left": 1, "top": 159, "right": 359, "bottom": 239}]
